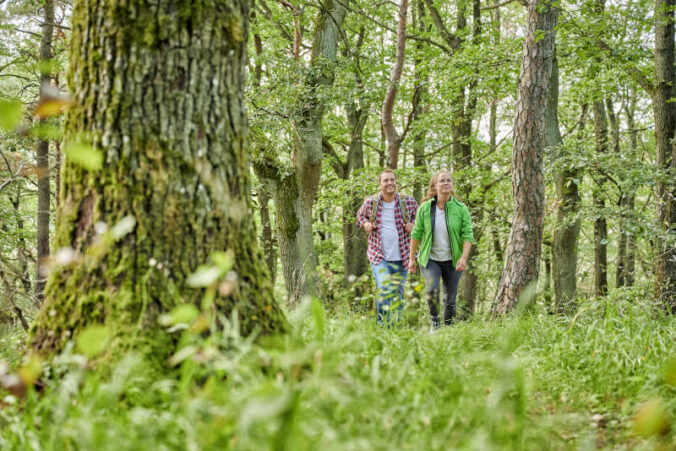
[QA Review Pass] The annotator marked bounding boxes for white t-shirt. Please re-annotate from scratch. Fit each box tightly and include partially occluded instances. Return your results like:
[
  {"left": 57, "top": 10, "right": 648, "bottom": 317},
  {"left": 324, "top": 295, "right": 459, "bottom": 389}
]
[
  {"left": 380, "top": 200, "right": 402, "bottom": 261},
  {"left": 430, "top": 206, "right": 453, "bottom": 262}
]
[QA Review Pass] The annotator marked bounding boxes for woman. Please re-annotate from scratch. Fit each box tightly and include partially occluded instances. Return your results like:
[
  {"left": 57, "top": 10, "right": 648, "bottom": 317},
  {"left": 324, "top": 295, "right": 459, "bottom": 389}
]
[{"left": 408, "top": 170, "right": 475, "bottom": 329}]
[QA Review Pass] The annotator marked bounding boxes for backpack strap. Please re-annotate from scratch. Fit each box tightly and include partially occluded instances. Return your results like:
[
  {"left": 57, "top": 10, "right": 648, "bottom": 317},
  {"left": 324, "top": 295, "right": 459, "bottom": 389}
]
[
  {"left": 370, "top": 194, "right": 379, "bottom": 224},
  {"left": 399, "top": 195, "right": 409, "bottom": 224}
]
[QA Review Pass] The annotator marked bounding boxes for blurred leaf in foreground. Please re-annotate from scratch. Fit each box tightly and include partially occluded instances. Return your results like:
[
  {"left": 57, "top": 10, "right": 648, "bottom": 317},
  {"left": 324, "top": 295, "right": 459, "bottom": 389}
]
[
  {"left": 77, "top": 325, "right": 111, "bottom": 358},
  {"left": 632, "top": 399, "right": 671, "bottom": 437},
  {"left": 35, "top": 82, "right": 71, "bottom": 118},
  {"left": 64, "top": 141, "right": 103, "bottom": 170},
  {"left": 0, "top": 99, "right": 23, "bottom": 131}
]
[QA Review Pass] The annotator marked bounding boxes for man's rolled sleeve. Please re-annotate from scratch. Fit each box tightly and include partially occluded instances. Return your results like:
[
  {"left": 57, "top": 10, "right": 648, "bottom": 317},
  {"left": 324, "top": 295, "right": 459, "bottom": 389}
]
[{"left": 356, "top": 198, "right": 370, "bottom": 228}]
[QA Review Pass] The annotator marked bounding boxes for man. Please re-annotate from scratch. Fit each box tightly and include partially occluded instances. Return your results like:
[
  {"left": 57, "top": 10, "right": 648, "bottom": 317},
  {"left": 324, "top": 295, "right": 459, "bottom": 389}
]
[{"left": 357, "top": 169, "right": 418, "bottom": 326}]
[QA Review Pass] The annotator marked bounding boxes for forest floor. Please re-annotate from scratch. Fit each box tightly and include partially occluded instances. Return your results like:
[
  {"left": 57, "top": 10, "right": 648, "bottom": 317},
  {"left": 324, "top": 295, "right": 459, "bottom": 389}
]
[{"left": 0, "top": 289, "right": 674, "bottom": 450}]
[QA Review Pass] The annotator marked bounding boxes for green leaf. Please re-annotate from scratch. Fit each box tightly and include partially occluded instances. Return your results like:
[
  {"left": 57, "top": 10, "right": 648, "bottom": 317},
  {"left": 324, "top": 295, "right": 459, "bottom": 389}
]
[
  {"left": 0, "top": 100, "right": 23, "bottom": 131},
  {"left": 211, "top": 250, "right": 235, "bottom": 273},
  {"left": 187, "top": 265, "right": 221, "bottom": 287},
  {"left": 64, "top": 141, "right": 103, "bottom": 170},
  {"left": 76, "top": 325, "right": 111, "bottom": 358},
  {"left": 310, "top": 297, "right": 326, "bottom": 341},
  {"left": 30, "top": 123, "right": 62, "bottom": 141},
  {"left": 159, "top": 304, "right": 200, "bottom": 327}
]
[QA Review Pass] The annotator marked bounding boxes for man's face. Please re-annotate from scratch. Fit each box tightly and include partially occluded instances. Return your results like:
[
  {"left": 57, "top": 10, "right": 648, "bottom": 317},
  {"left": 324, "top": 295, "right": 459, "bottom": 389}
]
[{"left": 379, "top": 172, "right": 397, "bottom": 195}]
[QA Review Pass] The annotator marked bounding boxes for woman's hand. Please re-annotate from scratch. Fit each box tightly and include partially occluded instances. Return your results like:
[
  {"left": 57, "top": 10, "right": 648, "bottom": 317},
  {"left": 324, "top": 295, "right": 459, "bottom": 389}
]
[
  {"left": 455, "top": 257, "right": 467, "bottom": 271},
  {"left": 404, "top": 222, "right": 414, "bottom": 234},
  {"left": 364, "top": 221, "right": 375, "bottom": 234},
  {"left": 408, "top": 259, "right": 417, "bottom": 273}
]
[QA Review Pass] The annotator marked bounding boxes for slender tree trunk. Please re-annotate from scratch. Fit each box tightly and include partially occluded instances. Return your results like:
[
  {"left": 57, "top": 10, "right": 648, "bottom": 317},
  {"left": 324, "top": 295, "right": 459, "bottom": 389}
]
[
  {"left": 625, "top": 95, "right": 638, "bottom": 286},
  {"left": 31, "top": 0, "right": 286, "bottom": 357},
  {"left": 492, "top": 0, "right": 558, "bottom": 315},
  {"left": 382, "top": 0, "right": 409, "bottom": 168},
  {"left": 412, "top": 0, "right": 429, "bottom": 202},
  {"left": 593, "top": 100, "right": 609, "bottom": 296},
  {"left": 259, "top": 185, "right": 276, "bottom": 280},
  {"left": 653, "top": 0, "right": 676, "bottom": 313},
  {"left": 35, "top": 0, "right": 55, "bottom": 306},
  {"left": 277, "top": 0, "right": 347, "bottom": 305},
  {"left": 455, "top": 0, "right": 481, "bottom": 319},
  {"left": 550, "top": 52, "right": 581, "bottom": 313},
  {"left": 550, "top": 56, "right": 579, "bottom": 311},
  {"left": 343, "top": 103, "right": 369, "bottom": 285},
  {"left": 606, "top": 96, "right": 628, "bottom": 288}
]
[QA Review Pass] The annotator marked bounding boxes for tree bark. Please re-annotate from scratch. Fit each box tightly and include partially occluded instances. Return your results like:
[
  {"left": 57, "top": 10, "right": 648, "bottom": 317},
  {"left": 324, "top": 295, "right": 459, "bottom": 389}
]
[
  {"left": 624, "top": 95, "right": 638, "bottom": 286},
  {"left": 492, "top": 0, "right": 558, "bottom": 315},
  {"left": 382, "top": 0, "right": 409, "bottom": 168},
  {"left": 593, "top": 100, "right": 609, "bottom": 296},
  {"left": 342, "top": 103, "right": 369, "bottom": 285},
  {"left": 35, "top": 0, "right": 55, "bottom": 306},
  {"left": 280, "top": 0, "right": 347, "bottom": 305},
  {"left": 653, "top": 0, "right": 676, "bottom": 313},
  {"left": 30, "top": 0, "right": 286, "bottom": 357},
  {"left": 549, "top": 51, "right": 581, "bottom": 313}
]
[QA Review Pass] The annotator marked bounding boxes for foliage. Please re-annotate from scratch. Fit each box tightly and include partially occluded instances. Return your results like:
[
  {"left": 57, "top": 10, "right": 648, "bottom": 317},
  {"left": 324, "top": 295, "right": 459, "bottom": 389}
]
[{"left": 0, "top": 294, "right": 673, "bottom": 450}]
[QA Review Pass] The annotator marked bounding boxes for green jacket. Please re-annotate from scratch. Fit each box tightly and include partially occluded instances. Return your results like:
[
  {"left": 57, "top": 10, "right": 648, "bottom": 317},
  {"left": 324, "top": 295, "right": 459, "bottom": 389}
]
[{"left": 411, "top": 196, "right": 475, "bottom": 268}]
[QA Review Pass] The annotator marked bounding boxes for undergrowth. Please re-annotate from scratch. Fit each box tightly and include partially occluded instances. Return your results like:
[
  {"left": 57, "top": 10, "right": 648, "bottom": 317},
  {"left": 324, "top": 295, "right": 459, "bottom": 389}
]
[{"left": 0, "top": 290, "right": 674, "bottom": 450}]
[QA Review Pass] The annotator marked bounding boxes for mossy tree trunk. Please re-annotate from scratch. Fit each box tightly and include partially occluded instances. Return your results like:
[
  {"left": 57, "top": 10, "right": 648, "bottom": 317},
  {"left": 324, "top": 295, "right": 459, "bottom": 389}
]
[
  {"left": 262, "top": 1, "right": 346, "bottom": 306},
  {"left": 30, "top": 0, "right": 286, "bottom": 357},
  {"left": 550, "top": 53, "right": 581, "bottom": 313},
  {"left": 653, "top": 0, "right": 676, "bottom": 314}
]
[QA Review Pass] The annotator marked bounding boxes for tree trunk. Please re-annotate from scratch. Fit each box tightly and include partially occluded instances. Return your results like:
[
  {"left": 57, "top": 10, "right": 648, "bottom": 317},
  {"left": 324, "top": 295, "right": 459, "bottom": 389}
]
[
  {"left": 653, "top": 0, "right": 676, "bottom": 313},
  {"left": 492, "top": 0, "right": 558, "bottom": 315},
  {"left": 606, "top": 96, "right": 628, "bottom": 288},
  {"left": 270, "top": 1, "right": 347, "bottom": 306},
  {"left": 382, "top": 0, "right": 409, "bottom": 168},
  {"left": 35, "top": 0, "right": 55, "bottom": 306},
  {"left": 624, "top": 95, "right": 638, "bottom": 286},
  {"left": 259, "top": 185, "right": 276, "bottom": 281},
  {"left": 30, "top": 0, "right": 286, "bottom": 357},
  {"left": 412, "top": 0, "right": 429, "bottom": 202},
  {"left": 593, "top": 100, "right": 609, "bottom": 296},
  {"left": 550, "top": 52, "right": 581, "bottom": 313},
  {"left": 343, "top": 103, "right": 369, "bottom": 285}
]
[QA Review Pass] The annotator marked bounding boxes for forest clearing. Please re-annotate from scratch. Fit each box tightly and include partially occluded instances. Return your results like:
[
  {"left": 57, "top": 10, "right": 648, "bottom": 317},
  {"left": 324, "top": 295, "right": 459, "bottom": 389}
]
[{"left": 0, "top": 0, "right": 675, "bottom": 449}]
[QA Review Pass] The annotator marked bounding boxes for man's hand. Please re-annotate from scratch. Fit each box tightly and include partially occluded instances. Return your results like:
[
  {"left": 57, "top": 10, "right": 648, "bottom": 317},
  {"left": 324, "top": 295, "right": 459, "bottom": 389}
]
[
  {"left": 455, "top": 257, "right": 467, "bottom": 272},
  {"left": 404, "top": 222, "right": 414, "bottom": 234},
  {"left": 364, "top": 221, "right": 375, "bottom": 234},
  {"left": 408, "top": 259, "right": 417, "bottom": 273}
]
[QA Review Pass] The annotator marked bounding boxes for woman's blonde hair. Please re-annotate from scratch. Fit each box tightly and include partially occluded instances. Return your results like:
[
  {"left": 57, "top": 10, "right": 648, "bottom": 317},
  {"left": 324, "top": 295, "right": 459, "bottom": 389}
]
[{"left": 422, "top": 170, "right": 455, "bottom": 202}]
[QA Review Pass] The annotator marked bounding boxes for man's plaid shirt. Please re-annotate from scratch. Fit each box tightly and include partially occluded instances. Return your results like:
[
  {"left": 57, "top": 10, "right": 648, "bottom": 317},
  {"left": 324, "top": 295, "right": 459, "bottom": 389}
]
[{"left": 356, "top": 192, "right": 418, "bottom": 265}]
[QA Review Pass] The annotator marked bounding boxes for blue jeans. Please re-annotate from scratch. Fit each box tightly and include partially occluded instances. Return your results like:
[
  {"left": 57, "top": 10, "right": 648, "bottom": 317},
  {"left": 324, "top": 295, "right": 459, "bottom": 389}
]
[{"left": 370, "top": 260, "right": 408, "bottom": 326}]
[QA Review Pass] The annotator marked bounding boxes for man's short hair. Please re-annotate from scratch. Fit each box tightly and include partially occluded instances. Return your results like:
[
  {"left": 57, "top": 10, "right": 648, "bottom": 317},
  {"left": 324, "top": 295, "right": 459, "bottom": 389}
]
[{"left": 378, "top": 169, "right": 396, "bottom": 183}]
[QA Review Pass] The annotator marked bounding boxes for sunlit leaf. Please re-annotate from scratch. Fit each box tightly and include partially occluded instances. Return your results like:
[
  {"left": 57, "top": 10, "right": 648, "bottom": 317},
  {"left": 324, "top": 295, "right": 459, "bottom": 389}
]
[
  {"left": 211, "top": 250, "right": 235, "bottom": 273},
  {"left": 18, "top": 354, "right": 42, "bottom": 387},
  {"left": 110, "top": 215, "right": 136, "bottom": 240},
  {"left": 0, "top": 100, "right": 23, "bottom": 131},
  {"left": 187, "top": 265, "right": 221, "bottom": 287},
  {"left": 30, "top": 122, "right": 62, "bottom": 140},
  {"left": 64, "top": 141, "right": 103, "bottom": 170},
  {"left": 159, "top": 304, "right": 200, "bottom": 327},
  {"left": 76, "top": 325, "right": 111, "bottom": 358},
  {"left": 35, "top": 82, "right": 71, "bottom": 118},
  {"left": 35, "top": 98, "right": 70, "bottom": 118}
]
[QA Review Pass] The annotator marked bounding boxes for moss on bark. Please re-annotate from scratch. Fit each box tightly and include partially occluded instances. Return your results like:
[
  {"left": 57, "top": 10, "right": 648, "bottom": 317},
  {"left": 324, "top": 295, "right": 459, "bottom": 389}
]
[{"left": 30, "top": 0, "right": 287, "bottom": 361}]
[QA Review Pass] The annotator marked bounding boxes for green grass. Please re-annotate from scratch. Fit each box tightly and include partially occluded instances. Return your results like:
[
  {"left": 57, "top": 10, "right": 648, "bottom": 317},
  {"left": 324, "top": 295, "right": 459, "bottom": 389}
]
[{"left": 0, "top": 291, "right": 674, "bottom": 450}]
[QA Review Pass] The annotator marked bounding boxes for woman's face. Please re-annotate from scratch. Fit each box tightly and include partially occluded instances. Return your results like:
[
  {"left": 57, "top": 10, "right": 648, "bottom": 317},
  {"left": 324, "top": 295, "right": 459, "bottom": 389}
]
[{"left": 435, "top": 172, "right": 453, "bottom": 195}]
